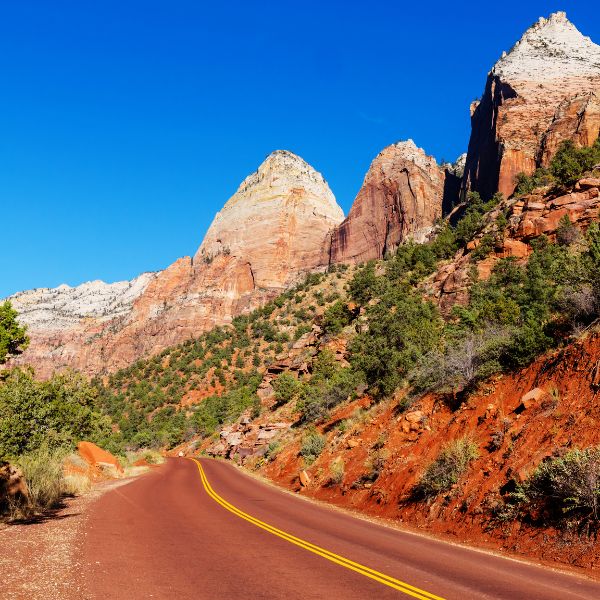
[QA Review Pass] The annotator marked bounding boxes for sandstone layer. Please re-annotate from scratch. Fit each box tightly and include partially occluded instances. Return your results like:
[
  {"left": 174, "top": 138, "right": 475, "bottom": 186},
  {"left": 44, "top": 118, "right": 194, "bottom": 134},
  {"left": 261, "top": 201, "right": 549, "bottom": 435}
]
[
  {"left": 328, "top": 140, "right": 447, "bottom": 264},
  {"left": 8, "top": 151, "right": 343, "bottom": 377},
  {"left": 463, "top": 12, "right": 600, "bottom": 200}
]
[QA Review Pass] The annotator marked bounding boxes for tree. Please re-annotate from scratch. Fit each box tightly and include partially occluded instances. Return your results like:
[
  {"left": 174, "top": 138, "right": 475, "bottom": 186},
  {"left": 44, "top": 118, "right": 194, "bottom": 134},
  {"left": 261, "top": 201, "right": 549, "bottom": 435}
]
[{"left": 0, "top": 301, "right": 29, "bottom": 364}]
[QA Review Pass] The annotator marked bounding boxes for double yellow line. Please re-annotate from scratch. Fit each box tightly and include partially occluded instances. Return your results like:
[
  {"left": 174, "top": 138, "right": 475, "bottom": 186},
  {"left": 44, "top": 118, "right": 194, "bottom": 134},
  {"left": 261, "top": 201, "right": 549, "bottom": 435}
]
[{"left": 189, "top": 458, "right": 445, "bottom": 600}]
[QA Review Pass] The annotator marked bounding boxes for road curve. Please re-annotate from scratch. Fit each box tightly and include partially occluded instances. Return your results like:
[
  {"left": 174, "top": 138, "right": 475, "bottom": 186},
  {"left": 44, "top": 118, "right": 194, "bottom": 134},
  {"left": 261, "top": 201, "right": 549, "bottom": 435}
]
[{"left": 82, "top": 458, "right": 600, "bottom": 599}]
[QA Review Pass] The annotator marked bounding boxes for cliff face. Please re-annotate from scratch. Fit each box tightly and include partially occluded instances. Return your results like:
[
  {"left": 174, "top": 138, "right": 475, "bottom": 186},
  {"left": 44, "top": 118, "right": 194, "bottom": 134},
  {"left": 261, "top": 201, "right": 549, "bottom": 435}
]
[
  {"left": 463, "top": 12, "right": 600, "bottom": 200},
  {"left": 9, "top": 151, "right": 343, "bottom": 377},
  {"left": 329, "top": 140, "right": 447, "bottom": 264}
]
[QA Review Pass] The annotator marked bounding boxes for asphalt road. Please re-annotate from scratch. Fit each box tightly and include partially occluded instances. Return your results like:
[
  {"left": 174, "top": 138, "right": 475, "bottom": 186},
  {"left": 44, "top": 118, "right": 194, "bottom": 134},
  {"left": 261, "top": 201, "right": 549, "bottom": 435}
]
[{"left": 82, "top": 458, "right": 600, "bottom": 599}]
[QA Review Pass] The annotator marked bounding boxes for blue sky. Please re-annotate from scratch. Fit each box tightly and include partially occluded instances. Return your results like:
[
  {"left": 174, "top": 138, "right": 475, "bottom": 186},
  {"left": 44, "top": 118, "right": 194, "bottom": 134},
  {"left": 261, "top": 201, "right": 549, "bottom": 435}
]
[{"left": 1, "top": 0, "right": 597, "bottom": 297}]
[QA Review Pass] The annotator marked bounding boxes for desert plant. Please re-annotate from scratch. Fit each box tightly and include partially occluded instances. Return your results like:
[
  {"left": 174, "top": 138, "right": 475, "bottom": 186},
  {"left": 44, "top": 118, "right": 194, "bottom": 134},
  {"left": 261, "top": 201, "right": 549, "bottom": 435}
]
[
  {"left": 413, "top": 436, "right": 479, "bottom": 499},
  {"left": 300, "top": 432, "right": 326, "bottom": 465},
  {"left": 14, "top": 445, "right": 68, "bottom": 517},
  {"left": 329, "top": 458, "right": 345, "bottom": 485},
  {"left": 523, "top": 447, "right": 600, "bottom": 525}
]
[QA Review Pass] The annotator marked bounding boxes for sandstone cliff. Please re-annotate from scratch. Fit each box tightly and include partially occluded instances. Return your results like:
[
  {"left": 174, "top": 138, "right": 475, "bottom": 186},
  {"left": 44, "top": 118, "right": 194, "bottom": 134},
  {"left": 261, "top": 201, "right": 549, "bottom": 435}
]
[
  {"left": 463, "top": 12, "right": 600, "bottom": 200},
  {"left": 328, "top": 140, "right": 447, "bottom": 264},
  {"left": 9, "top": 151, "right": 343, "bottom": 377}
]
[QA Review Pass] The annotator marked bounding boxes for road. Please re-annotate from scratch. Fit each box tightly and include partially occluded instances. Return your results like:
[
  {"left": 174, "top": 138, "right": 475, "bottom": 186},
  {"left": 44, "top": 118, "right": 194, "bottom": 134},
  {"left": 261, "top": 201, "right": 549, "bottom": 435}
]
[{"left": 81, "top": 458, "right": 600, "bottom": 599}]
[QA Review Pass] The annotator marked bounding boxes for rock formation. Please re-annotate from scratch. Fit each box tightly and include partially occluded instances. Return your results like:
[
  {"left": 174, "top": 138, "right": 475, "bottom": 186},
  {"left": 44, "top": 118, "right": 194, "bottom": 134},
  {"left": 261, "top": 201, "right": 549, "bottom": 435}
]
[
  {"left": 328, "top": 140, "right": 447, "bottom": 264},
  {"left": 463, "top": 12, "right": 600, "bottom": 200},
  {"left": 430, "top": 178, "right": 600, "bottom": 313},
  {"left": 8, "top": 151, "right": 343, "bottom": 377}
]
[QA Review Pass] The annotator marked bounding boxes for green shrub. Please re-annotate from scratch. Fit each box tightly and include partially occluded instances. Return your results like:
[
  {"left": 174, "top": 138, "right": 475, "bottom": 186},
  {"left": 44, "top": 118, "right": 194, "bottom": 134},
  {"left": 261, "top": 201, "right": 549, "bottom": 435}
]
[
  {"left": 272, "top": 373, "right": 303, "bottom": 406},
  {"left": 349, "top": 287, "right": 442, "bottom": 397},
  {"left": 550, "top": 138, "right": 600, "bottom": 187},
  {"left": 0, "top": 369, "right": 110, "bottom": 460},
  {"left": 300, "top": 432, "right": 326, "bottom": 465},
  {"left": 513, "top": 168, "right": 554, "bottom": 196},
  {"left": 321, "top": 300, "right": 354, "bottom": 335},
  {"left": 329, "top": 459, "right": 345, "bottom": 485},
  {"left": 413, "top": 436, "right": 479, "bottom": 499},
  {"left": 13, "top": 445, "right": 68, "bottom": 518},
  {"left": 522, "top": 447, "right": 600, "bottom": 526}
]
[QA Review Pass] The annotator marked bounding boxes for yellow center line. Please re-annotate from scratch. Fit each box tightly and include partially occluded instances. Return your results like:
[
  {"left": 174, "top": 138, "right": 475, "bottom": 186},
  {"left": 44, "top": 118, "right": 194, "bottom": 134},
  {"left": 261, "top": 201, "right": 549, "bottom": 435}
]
[{"left": 188, "top": 458, "right": 445, "bottom": 600}]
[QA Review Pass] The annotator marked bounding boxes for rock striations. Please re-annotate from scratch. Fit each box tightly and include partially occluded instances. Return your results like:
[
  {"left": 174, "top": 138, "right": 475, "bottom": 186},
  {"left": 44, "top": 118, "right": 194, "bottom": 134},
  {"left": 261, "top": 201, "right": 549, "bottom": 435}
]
[
  {"left": 8, "top": 151, "right": 343, "bottom": 377},
  {"left": 463, "top": 12, "right": 600, "bottom": 200},
  {"left": 328, "top": 140, "right": 446, "bottom": 264}
]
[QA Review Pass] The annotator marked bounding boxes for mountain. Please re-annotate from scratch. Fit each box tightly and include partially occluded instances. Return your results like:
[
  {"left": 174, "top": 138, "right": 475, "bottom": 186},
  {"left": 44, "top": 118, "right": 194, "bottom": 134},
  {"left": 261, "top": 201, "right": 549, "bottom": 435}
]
[
  {"left": 328, "top": 140, "right": 449, "bottom": 264},
  {"left": 7, "top": 12, "right": 600, "bottom": 378},
  {"left": 8, "top": 151, "right": 343, "bottom": 377},
  {"left": 463, "top": 11, "right": 600, "bottom": 200}
]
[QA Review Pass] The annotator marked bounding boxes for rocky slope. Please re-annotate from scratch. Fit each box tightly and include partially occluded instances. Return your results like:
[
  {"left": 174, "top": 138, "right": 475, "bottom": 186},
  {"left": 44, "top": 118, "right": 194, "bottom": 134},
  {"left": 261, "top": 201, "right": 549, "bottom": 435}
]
[
  {"left": 9, "top": 151, "right": 343, "bottom": 377},
  {"left": 328, "top": 140, "right": 448, "bottom": 264},
  {"left": 430, "top": 177, "right": 600, "bottom": 313},
  {"left": 463, "top": 12, "right": 600, "bottom": 200}
]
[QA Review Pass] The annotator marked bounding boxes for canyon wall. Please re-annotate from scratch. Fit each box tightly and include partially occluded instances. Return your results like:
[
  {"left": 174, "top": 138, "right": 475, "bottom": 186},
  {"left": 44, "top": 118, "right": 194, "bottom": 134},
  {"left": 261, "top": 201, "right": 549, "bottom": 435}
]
[
  {"left": 328, "top": 140, "right": 448, "bottom": 264},
  {"left": 463, "top": 12, "right": 600, "bottom": 200},
  {"left": 9, "top": 151, "right": 343, "bottom": 377}
]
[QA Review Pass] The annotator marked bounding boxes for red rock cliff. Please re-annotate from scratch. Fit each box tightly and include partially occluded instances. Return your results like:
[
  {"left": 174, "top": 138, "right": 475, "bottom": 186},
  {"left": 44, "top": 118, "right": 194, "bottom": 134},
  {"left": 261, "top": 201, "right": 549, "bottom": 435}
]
[
  {"left": 463, "top": 12, "right": 600, "bottom": 200},
  {"left": 328, "top": 140, "right": 447, "bottom": 264},
  {"left": 9, "top": 151, "right": 343, "bottom": 377}
]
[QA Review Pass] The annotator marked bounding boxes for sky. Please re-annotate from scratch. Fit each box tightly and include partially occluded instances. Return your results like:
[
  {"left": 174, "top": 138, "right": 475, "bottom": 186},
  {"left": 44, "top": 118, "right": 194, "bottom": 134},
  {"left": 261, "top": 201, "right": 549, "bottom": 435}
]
[{"left": 1, "top": 0, "right": 598, "bottom": 298}]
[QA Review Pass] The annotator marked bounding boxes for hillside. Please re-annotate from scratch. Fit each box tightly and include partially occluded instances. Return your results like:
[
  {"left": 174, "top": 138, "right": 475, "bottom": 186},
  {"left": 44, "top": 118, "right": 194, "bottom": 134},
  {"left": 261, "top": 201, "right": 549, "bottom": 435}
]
[
  {"left": 3, "top": 9, "right": 600, "bottom": 578},
  {"left": 94, "top": 139, "right": 600, "bottom": 568}
]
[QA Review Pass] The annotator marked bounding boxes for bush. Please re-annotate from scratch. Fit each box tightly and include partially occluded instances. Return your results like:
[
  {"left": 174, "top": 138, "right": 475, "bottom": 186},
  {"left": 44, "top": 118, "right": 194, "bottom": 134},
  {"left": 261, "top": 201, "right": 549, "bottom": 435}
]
[
  {"left": 329, "top": 459, "right": 345, "bottom": 485},
  {"left": 410, "top": 326, "right": 512, "bottom": 398},
  {"left": 522, "top": 447, "right": 600, "bottom": 526},
  {"left": 300, "top": 432, "right": 326, "bottom": 465},
  {"left": 0, "top": 369, "right": 111, "bottom": 460},
  {"left": 296, "top": 351, "right": 361, "bottom": 423},
  {"left": 513, "top": 168, "right": 554, "bottom": 196},
  {"left": 550, "top": 138, "right": 600, "bottom": 187},
  {"left": 556, "top": 214, "right": 581, "bottom": 246},
  {"left": 321, "top": 300, "right": 354, "bottom": 335},
  {"left": 272, "top": 373, "right": 303, "bottom": 406},
  {"left": 413, "top": 436, "right": 478, "bottom": 499},
  {"left": 350, "top": 287, "right": 442, "bottom": 397},
  {"left": 13, "top": 445, "right": 68, "bottom": 518}
]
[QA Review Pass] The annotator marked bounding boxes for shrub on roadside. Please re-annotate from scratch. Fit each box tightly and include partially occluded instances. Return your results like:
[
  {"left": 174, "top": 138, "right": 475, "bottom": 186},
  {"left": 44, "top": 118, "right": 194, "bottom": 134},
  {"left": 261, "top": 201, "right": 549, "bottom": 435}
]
[
  {"left": 413, "top": 436, "right": 479, "bottom": 499},
  {"left": 522, "top": 447, "right": 600, "bottom": 527},
  {"left": 329, "top": 459, "right": 345, "bottom": 485},
  {"left": 300, "top": 432, "right": 326, "bottom": 465},
  {"left": 11, "top": 445, "right": 68, "bottom": 518}
]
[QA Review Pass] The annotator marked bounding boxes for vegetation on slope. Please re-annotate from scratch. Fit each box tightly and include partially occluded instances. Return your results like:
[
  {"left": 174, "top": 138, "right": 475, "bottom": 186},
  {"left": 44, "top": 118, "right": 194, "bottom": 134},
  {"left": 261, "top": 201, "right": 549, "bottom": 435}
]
[{"left": 4, "top": 138, "right": 600, "bottom": 530}]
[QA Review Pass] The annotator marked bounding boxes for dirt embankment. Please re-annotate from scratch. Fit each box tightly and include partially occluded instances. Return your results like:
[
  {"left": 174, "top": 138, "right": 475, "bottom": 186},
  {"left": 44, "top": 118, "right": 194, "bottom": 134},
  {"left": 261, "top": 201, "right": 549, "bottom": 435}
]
[{"left": 259, "top": 331, "right": 600, "bottom": 571}]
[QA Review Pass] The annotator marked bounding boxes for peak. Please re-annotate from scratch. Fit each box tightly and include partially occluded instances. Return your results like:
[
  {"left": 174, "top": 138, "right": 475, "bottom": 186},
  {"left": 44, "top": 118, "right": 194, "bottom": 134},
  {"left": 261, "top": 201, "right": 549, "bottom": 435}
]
[
  {"left": 375, "top": 139, "right": 439, "bottom": 172},
  {"left": 492, "top": 12, "right": 600, "bottom": 81},
  {"left": 235, "top": 149, "right": 330, "bottom": 197}
]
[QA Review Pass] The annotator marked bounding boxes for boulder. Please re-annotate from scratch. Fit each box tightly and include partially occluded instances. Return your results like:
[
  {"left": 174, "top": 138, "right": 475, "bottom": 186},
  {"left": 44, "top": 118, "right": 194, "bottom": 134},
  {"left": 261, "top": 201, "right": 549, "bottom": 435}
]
[
  {"left": 299, "top": 470, "right": 311, "bottom": 487},
  {"left": 77, "top": 441, "right": 124, "bottom": 476},
  {"left": 516, "top": 388, "right": 547, "bottom": 412}
]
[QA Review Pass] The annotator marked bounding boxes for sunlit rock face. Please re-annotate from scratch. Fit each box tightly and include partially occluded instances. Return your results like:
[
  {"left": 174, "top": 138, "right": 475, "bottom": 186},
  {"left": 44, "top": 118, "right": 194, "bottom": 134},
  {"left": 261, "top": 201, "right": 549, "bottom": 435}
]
[
  {"left": 8, "top": 151, "right": 343, "bottom": 377},
  {"left": 328, "top": 140, "right": 447, "bottom": 264},
  {"left": 463, "top": 12, "right": 600, "bottom": 200}
]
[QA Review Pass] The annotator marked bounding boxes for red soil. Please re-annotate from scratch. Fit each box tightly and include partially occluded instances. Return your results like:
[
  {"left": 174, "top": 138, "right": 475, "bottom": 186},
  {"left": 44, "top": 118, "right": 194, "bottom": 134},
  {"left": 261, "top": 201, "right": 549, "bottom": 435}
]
[{"left": 260, "top": 331, "right": 600, "bottom": 572}]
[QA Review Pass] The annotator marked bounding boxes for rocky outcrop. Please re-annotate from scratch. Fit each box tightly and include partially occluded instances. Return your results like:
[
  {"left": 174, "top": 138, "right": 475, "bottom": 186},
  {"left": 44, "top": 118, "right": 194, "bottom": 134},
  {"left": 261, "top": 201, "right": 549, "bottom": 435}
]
[
  {"left": 0, "top": 462, "right": 27, "bottom": 513},
  {"left": 463, "top": 12, "right": 600, "bottom": 200},
  {"left": 8, "top": 151, "right": 343, "bottom": 377},
  {"left": 429, "top": 178, "right": 600, "bottom": 313},
  {"left": 329, "top": 140, "right": 447, "bottom": 264}
]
